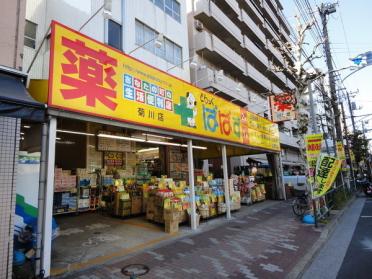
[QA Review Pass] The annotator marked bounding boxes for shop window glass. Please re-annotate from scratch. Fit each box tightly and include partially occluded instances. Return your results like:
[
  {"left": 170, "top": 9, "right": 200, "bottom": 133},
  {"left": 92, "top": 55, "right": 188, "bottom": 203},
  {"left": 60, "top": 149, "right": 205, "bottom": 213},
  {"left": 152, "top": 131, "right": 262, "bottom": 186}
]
[
  {"left": 107, "top": 19, "right": 122, "bottom": 50},
  {"left": 24, "top": 20, "right": 37, "bottom": 49}
]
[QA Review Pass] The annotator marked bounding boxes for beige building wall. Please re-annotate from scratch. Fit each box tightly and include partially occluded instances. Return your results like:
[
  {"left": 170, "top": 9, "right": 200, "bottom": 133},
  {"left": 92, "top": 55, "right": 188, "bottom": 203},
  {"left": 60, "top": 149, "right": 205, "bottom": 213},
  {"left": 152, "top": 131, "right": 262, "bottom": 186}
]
[{"left": 0, "top": 0, "right": 26, "bottom": 70}]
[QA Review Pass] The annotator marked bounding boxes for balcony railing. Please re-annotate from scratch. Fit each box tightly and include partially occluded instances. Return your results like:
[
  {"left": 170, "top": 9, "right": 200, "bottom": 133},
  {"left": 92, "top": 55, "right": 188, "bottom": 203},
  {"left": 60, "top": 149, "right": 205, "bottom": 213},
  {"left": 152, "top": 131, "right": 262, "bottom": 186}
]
[
  {"left": 239, "top": 8, "right": 266, "bottom": 44},
  {"left": 195, "top": 30, "right": 246, "bottom": 73},
  {"left": 242, "top": 35, "right": 269, "bottom": 68},
  {"left": 195, "top": 0, "right": 243, "bottom": 46}
]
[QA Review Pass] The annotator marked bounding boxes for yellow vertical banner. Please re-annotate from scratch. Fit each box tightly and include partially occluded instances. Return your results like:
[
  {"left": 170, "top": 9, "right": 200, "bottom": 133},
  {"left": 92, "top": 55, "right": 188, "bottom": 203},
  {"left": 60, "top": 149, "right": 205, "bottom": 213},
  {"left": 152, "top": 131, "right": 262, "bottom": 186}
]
[
  {"left": 336, "top": 141, "right": 346, "bottom": 160},
  {"left": 305, "top": 134, "right": 323, "bottom": 176},
  {"left": 313, "top": 154, "right": 342, "bottom": 198}
]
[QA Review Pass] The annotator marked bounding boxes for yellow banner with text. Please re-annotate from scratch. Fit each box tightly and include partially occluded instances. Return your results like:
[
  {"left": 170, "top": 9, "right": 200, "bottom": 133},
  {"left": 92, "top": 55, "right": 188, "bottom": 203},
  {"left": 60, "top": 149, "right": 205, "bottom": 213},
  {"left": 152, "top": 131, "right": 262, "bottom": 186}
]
[{"left": 48, "top": 21, "right": 280, "bottom": 151}]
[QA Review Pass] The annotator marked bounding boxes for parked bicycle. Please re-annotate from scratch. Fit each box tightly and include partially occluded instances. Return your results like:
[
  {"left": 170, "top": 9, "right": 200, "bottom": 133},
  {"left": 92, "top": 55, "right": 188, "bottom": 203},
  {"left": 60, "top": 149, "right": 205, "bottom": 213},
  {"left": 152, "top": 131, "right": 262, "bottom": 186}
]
[{"left": 292, "top": 189, "right": 310, "bottom": 217}]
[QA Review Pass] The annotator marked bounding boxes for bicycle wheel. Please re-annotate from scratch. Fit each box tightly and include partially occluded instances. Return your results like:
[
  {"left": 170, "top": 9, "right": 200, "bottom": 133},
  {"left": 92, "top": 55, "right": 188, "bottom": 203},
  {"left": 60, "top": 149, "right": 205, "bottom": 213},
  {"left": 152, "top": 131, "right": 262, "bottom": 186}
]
[{"left": 292, "top": 199, "right": 306, "bottom": 216}]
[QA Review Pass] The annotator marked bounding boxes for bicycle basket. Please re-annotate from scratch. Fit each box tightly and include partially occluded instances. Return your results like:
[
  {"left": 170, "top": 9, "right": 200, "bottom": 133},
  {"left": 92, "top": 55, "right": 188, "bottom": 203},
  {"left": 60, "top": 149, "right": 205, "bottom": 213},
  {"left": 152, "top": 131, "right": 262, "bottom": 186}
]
[{"left": 294, "top": 189, "right": 307, "bottom": 197}]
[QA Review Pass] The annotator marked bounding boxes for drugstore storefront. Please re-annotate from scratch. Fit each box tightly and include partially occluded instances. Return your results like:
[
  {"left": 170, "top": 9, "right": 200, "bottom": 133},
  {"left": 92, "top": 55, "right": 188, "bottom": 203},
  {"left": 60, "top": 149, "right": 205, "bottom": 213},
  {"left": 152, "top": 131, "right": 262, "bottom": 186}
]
[{"left": 30, "top": 21, "right": 281, "bottom": 277}]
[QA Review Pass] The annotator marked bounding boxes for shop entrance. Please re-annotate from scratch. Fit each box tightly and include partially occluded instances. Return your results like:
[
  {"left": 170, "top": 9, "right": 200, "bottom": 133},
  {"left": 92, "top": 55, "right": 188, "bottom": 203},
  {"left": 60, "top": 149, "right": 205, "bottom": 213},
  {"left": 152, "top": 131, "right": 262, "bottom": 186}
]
[{"left": 35, "top": 116, "right": 278, "bottom": 276}]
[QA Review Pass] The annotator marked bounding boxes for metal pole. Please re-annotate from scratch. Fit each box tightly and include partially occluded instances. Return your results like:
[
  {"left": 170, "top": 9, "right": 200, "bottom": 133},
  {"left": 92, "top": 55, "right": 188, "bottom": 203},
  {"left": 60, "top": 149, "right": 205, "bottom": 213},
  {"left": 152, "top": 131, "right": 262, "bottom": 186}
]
[
  {"left": 35, "top": 123, "right": 48, "bottom": 276},
  {"left": 187, "top": 140, "right": 197, "bottom": 230},
  {"left": 222, "top": 145, "right": 231, "bottom": 219},
  {"left": 41, "top": 117, "right": 56, "bottom": 277},
  {"left": 278, "top": 154, "right": 286, "bottom": 200},
  {"left": 320, "top": 5, "right": 343, "bottom": 141}
]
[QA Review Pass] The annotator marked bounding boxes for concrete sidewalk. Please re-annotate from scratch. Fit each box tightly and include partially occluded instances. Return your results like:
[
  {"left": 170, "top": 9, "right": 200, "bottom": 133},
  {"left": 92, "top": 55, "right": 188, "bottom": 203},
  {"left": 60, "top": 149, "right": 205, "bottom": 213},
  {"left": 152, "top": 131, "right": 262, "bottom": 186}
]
[{"left": 55, "top": 200, "right": 324, "bottom": 279}]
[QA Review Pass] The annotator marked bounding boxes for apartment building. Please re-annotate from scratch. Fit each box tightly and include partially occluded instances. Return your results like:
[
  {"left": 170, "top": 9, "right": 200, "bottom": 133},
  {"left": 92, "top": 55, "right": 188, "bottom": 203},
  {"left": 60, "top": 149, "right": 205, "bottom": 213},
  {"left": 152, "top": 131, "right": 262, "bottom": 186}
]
[
  {"left": 187, "top": 0, "right": 303, "bottom": 171},
  {"left": 23, "top": 0, "right": 190, "bottom": 82}
]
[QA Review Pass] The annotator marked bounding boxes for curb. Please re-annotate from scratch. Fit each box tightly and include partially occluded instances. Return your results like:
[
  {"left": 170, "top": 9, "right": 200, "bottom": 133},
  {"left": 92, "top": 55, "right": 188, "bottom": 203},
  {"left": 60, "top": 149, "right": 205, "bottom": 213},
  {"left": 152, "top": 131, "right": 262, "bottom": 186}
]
[{"left": 286, "top": 195, "right": 357, "bottom": 279}]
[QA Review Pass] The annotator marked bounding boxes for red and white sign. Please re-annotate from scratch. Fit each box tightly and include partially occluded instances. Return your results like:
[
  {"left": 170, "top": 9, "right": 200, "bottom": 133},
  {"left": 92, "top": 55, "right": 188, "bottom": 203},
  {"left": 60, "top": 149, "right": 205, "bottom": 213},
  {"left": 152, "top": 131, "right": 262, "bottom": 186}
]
[{"left": 269, "top": 92, "right": 297, "bottom": 122}]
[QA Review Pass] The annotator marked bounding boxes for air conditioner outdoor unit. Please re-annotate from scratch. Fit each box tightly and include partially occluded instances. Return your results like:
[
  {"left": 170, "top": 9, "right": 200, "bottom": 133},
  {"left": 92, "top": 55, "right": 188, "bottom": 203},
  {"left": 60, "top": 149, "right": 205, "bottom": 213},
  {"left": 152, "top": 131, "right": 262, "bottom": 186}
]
[{"left": 195, "top": 20, "right": 204, "bottom": 31}]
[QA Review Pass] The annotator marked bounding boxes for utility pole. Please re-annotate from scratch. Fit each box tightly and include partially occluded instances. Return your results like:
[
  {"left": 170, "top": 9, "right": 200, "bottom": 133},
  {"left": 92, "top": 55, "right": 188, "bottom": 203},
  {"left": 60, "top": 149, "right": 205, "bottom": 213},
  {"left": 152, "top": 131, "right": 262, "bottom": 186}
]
[
  {"left": 320, "top": 3, "right": 343, "bottom": 140},
  {"left": 308, "top": 83, "right": 318, "bottom": 133},
  {"left": 346, "top": 90, "right": 357, "bottom": 133}
]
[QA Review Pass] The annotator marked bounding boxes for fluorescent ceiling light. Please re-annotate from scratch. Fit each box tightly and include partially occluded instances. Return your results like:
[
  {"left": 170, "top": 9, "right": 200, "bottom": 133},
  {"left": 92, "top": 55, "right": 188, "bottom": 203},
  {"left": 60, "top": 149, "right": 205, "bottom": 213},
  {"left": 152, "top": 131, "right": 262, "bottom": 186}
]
[
  {"left": 23, "top": 125, "right": 31, "bottom": 129},
  {"left": 56, "top": 137, "right": 61, "bottom": 140},
  {"left": 147, "top": 140, "right": 180, "bottom": 146},
  {"left": 142, "top": 133, "right": 173, "bottom": 140},
  {"left": 57, "top": 129, "right": 95, "bottom": 136},
  {"left": 180, "top": 144, "right": 207, "bottom": 150},
  {"left": 97, "top": 133, "right": 145, "bottom": 142},
  {"left": 137, "top": 147, "right": 159, "bottom": 153}
]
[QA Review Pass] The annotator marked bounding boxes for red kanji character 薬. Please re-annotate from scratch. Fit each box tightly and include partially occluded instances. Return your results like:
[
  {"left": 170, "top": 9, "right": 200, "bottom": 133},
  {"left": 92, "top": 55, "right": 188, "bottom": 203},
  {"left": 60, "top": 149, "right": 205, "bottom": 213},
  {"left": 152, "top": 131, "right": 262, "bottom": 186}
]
[{"left": 60, "top": 37, "right": 118, "bottom": 111}]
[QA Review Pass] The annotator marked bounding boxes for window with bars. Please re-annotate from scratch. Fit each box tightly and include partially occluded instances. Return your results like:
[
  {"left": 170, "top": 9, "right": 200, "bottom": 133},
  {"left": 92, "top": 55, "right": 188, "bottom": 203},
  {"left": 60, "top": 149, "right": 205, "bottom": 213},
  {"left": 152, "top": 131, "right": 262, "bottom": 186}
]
[
  {"left": 149, "top": 0, "right": 181, "bottom": 22},
  {"left": 135, "top": 20, "right": 182, "bottom": 67}
]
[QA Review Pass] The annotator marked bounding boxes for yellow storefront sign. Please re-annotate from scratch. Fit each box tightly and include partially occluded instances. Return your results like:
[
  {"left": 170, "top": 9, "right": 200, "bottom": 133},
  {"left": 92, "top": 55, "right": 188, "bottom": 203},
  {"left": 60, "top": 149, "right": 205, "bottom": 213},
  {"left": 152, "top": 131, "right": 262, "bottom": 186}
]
[
  {"left": 313, "top": 154, "right": 342, "bottom": 198},
  {"left": 47, "top": 21, "right": 279, "bottom": 151}
]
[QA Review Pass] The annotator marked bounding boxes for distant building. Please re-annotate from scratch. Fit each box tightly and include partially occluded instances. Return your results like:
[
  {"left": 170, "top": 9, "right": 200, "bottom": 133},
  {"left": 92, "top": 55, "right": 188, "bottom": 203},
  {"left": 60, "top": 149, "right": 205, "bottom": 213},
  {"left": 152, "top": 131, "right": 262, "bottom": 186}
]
[{"left": 187, "top": 0, "right": 304, "bottom": 173}]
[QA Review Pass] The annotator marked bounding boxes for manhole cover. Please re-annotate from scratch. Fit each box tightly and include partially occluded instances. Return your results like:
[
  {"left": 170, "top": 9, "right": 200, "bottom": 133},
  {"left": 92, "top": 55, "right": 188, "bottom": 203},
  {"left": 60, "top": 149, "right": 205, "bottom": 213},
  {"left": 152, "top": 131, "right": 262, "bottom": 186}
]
[{"left": 121, "top": 264, "right": 150, "bottom": 278}]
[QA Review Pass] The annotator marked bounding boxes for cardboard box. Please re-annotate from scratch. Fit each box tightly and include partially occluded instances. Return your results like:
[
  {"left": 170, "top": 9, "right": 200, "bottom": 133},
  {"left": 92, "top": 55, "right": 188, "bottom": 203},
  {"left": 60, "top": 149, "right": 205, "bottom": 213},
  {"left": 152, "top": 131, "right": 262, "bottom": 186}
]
[
  {"left": 163, "top": 210, "right": 182, "bottom": 222},
  {"left": 165, "top": 220, "right": 179, "bottom": 234},
  {"left": 131, "top": 197, "right": 142, "bottom": 215}
]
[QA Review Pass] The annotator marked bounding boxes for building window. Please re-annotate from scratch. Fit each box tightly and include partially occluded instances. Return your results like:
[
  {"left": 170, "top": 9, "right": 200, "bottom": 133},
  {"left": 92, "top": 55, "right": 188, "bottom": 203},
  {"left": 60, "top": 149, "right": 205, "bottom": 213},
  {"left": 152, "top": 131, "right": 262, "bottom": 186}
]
[
  {"left": 135, "top": 20, "right": 182, "bottom": 67},
  {"left": 149, "top": 0, "right": 181, "bottom": 23},
  {"left": 107, "top": 19, "right": 122, "bottom": 50},
  {"left": 24, "top": 20, "right": 37, "bottom": 49}
]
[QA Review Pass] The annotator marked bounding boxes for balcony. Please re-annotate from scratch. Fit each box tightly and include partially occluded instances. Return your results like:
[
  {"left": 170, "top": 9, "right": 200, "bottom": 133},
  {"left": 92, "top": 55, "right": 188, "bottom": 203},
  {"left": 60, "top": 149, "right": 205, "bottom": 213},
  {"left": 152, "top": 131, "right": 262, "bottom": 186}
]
[
  {"left": 245, "top": 61, "right": 271, "bottom": 91},
  {"left": 267, "top": 40, "right": 284, "bottom": 66},
  {"left": 262, "top": 0, "right": 280, "bottom": 30},
  {"left": 263, "top": 20, "right": 280, "bottom": 41},
  {"left": 242, "top": 35, "right": 269, "bottom": 69},
  {"left": 195, "top": 66, "right": 249, "bottom": 105},
  {"left": 238, "top": 8, "right": 266, "bottom": 45},
  {"left": 195, "top": 30, "right": 246, "bottom": 75},
  {"left": 277, "top": 9, "right": 291, "bottom": 34},
  {"left": 286, "top": 77, "right": 296, "bottom": 90},
  {"left": 237, "top": 0, "right": 264, "bottom": 25},
  {"left": 271, "top": 83, "right": 281, "bottom": 94},
  {"left": 280, "top": 132, "right": 299, "bottom": 148},
  {"left": 195, "top": 0, "right": 243, "bottom": 49}
]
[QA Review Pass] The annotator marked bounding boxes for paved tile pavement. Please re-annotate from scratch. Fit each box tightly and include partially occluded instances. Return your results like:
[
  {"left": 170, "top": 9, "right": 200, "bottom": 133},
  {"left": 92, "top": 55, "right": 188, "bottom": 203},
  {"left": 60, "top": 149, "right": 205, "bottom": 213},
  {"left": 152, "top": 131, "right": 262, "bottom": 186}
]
[{"left": 55, "top": 201, "right": 321, "bottom": 279}]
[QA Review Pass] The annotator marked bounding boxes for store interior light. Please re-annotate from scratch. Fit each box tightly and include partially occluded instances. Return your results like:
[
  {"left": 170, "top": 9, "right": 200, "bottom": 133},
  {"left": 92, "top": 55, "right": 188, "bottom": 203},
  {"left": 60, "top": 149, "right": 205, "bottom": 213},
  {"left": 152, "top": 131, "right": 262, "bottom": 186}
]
[
  {"left": 23, "top": 125, "right": 31, "bottom": 129},
  {"left": 57, "top": 129, "right": 95, "bottom": 136},
  {"left": 147, "top": 140, "right": 180, "bottom": 146},
  {"left": 142, "top": 133, "right": 173, "bottom": 140},
  {"left": 97, "top": 133, "right": 145, "bottom": 142},
  {"left": 180, "top": 144, "right": 207, "bottom": 150},
  {"left": 56, "top": 137, "right": 61, "bottom": 140},
  {"left": 137, "top": 147, "right": 159, "bottom": 153}
]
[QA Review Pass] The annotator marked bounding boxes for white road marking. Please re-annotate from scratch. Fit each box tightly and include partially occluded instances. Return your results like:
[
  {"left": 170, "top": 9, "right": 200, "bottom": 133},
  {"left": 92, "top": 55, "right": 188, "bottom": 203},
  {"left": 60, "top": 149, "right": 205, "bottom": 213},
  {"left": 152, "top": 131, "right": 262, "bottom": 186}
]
[{"left": 360, "top": 216, "right": 372, "bottom": 218}]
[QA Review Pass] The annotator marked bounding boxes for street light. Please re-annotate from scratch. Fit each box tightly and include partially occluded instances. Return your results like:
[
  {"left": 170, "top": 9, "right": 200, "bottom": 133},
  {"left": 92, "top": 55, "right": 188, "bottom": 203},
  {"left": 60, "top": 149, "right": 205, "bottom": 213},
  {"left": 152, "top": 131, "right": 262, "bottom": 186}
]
[
  {"left": 128, "top": 33, "right": 164, "bottom": 55},
  {"left": 166, "top": 56, "right": 200, "bottom": 72}
]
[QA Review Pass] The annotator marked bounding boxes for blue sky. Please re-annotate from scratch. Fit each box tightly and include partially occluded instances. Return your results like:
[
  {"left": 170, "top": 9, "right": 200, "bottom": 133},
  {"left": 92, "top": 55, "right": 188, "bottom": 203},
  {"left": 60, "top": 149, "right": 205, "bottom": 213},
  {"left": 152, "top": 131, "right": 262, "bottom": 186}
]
[{"left": 282, "top": 0, "right": 372, "bottom": 140}]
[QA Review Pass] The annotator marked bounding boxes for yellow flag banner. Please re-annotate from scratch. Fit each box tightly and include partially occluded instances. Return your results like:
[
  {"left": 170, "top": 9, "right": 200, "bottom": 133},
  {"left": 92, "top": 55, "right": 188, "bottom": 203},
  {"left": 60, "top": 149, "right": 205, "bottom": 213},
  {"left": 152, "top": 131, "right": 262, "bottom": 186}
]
[
  {"left": 336, "top": 141, "right": 346, "bottom": 160},
  {"left": 313, "top": 154, "right": 342, "bottom": 198},
  {"left": 305, "top": 134, "right": 323, "bottom": 176}
]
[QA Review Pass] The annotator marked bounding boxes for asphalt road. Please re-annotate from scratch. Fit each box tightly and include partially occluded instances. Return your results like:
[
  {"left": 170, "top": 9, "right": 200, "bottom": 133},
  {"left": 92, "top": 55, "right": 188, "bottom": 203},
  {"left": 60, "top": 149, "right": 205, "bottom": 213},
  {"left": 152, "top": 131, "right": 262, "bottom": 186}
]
[
  {"left": 302, "top": 197, "right": 371, "bottom": 279},
  {"left": 337, "top": 197, "right": 372, "bottom": 279}
]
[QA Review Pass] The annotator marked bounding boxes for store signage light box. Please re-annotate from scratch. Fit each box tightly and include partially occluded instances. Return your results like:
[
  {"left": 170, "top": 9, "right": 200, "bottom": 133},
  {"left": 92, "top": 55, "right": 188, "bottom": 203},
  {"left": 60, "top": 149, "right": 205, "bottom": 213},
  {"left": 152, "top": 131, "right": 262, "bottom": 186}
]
[{"left": 48, "top": 21, "right": 280, "bottom": 152}]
